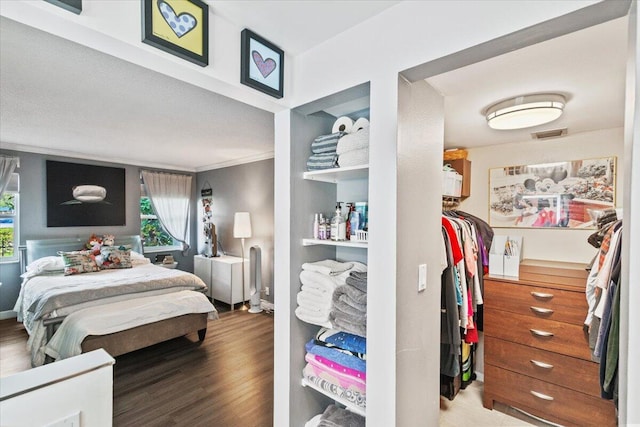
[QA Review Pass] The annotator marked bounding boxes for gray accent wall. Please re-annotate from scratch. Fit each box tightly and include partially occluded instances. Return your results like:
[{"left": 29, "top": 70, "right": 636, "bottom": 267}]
[
  {"left": 0, "top": 149, "right": 198, "bottom": 313},
  {"left": 196, "top": 158, "right": 274, "bottom": 303}
]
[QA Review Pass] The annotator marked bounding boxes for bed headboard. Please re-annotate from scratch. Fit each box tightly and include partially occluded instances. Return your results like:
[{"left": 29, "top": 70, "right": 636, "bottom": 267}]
[{"left": 25, "top": 235, "right": 143, "bottom": 265}]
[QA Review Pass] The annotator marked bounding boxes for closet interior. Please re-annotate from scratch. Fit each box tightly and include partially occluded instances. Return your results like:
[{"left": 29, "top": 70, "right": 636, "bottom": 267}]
[{"left": 431, "top": 15, "right": 626, "bottom": 427}]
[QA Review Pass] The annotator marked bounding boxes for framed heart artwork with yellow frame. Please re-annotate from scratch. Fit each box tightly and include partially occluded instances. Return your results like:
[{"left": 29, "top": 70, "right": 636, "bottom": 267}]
[
  {"left": 142, "top": 0, "right": 208, "bottom": 67},
  {"left": 240, "top": 29, "right": 284, "bottom": 99}
]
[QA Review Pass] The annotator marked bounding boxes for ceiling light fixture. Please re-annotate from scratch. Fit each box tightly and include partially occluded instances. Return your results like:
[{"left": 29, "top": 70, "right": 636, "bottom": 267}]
[{"left": 485, "top": 93, "right": 566, "bottom": 130}]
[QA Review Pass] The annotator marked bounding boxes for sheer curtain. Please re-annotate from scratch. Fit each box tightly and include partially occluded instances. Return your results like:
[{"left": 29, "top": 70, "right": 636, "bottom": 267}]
[
  {"left": 0, "top": 156, "right": 19, "bottom": 197},
  {"left": 141, "top": 170, "right": 192, "bottom": 253}
]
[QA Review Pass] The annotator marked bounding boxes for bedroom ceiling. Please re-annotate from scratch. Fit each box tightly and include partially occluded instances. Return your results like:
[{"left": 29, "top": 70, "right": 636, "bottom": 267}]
[{"left": 0, "top": 4, "right": 629, "bottom": 171}]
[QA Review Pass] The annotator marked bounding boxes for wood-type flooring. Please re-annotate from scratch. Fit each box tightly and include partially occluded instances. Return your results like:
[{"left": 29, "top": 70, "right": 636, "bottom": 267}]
[{"left": 0, "top": 308, "right": 274, "bottom": 426}]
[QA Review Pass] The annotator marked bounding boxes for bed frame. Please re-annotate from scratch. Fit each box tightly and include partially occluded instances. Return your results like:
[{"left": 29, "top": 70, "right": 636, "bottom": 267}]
[{"left": 23, "top": 235, "right": 209, "bottom": 362}]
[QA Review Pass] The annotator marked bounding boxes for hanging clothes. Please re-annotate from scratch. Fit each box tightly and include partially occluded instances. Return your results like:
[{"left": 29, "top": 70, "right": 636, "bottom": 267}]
[{"left": 440, "top": 211, "right": 492, "bottom": 400}]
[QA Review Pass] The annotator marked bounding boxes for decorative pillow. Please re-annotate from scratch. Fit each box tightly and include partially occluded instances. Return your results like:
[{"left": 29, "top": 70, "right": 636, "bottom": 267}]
[
  {"left": 59, "top": 251, "right": 100, "bottom": 276},
  {"left": 100, "top": 246, "right": 132, "bottom": 269}
]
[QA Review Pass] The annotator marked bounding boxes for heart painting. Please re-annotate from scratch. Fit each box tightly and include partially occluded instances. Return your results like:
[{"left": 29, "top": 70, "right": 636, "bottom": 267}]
[
  {"left": 158, "top": 0, "right": 197, "bottom": 38},
  {"left": 252, "top": 51, "right": 277, "bottom": 78}
]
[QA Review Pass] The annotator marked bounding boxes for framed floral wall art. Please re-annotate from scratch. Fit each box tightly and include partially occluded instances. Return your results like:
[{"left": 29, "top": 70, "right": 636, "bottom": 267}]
[
  {"left": 240, "top": 29, "right": 284, "bottom": 98},
  {"left": 489, "top": 157, "right": 616, "bottom": 229},
  {"left": 142, "top": 0, "right": 209, "bottom": 67}
]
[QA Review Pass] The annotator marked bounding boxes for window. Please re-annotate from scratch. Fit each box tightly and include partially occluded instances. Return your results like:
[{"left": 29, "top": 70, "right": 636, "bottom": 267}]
[
  {"left": 0, "top": 173, "right": 19, "bottom": 262},
  {"left": 140, "top": 187, "right": 181, "bottom": 252}
]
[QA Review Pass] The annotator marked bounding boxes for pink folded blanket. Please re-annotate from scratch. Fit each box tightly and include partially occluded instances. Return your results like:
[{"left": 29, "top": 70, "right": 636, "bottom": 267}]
[{"left": 305, "top": 353, "right": 366, "bottom": 393}]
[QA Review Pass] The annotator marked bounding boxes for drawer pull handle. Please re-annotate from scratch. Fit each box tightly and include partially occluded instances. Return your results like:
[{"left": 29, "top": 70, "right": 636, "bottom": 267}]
[
  {"left": 530, "top": 390, "right": 554, "bottom": 401},
  {"left": 531, "top": 291, "right": 554, "bottom": 300},
  {"left": 530, "top": 329, "right": 554, "bottom": 337},
  {"left": 530, "top": 359, "right": 554, "bottom": 369},
  {"left": 530, "top": 306, "right": 554, "bottom": 315}
]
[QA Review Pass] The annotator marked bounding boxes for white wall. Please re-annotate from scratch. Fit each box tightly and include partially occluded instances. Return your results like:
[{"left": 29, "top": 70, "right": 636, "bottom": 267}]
[
  {"left": 395, "top": 78, "right": 444, "bottom": 426},
  {"left": 1, "top": 1, "right": 596, "bottom": 114},
  {"left": 291, "top": 1, "right": 597, "bottom": 107},
  {"left": 460, "top": 127, "right": 624, "bottom": 264},
  {"left": 0, "top": 0, "right": 287, "bottom": 114}
]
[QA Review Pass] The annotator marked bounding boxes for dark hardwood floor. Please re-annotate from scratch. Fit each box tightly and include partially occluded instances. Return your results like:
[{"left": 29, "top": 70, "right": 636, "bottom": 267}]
[{"left": 0, "top": 307, "right": 274, "bottom": 426}]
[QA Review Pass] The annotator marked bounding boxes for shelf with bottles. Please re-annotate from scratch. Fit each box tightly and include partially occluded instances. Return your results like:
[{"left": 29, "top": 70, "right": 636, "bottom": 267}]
[
  {"left": 303, "top": 164, "right": 369, "bottom": 183},
  {"left": 301, "top": 378, "right": 366, "bottom": 417}
]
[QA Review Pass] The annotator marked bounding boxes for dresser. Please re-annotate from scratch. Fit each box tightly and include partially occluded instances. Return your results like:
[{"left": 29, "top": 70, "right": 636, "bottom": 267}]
[
  {"left": 193, "top": 255, "right": 250, "bottom": 309},
  {"left": 483, "top": 260, "right": 616, "bottom": 427}
]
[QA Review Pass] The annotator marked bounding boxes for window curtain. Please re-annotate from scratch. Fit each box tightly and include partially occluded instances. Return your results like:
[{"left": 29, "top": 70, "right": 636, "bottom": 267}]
[
  {"left": 0, "top": 156, "right": 19, "bottom": 197},
  {"left": 141, "top": 170, "right": 192, "bottom": 253}
]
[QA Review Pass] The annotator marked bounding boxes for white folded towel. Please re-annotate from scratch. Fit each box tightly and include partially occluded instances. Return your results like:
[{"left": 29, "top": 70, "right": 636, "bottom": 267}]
[
  {"left": 295, "top": 306, "right": 332, "bottom": 328},
  {"left": 332, "top": 261, "right": 368, "bottom": 286},
  {"left": 338, "top": 147, "right": 369, "bottom": 168},
  {"left": 300, "top": 270, "right": 341, "bottom": 294},
  {"left": 297, "top": 290, "right": 332, "bottom": 313},
  {"left": 302, "top": 259, "right": 354, "bottom": 276},
  {"left": 337, "top": 128, "right": 369, "bottom": 155},
  {"left": 301, "top": 283, "right": 330, "bottom": 299}
]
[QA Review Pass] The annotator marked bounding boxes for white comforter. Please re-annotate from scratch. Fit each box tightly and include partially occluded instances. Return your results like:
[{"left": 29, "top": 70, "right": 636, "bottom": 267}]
[
  {"left": 45, "top": 290, "right": 216, "bottom": 362},
  {"left": 13, "top": 263, "right": 210, "bottom": 366}
]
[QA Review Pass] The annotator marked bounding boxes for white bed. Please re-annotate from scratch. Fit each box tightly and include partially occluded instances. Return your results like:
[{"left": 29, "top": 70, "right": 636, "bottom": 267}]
[{"left": 14, "top": 235, "right": 218, "bottom": 366}]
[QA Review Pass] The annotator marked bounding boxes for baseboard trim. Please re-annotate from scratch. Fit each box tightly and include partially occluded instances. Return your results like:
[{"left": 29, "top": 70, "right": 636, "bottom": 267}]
[
  {"left": 475, "top": 371, "right": 484, "bottom": 382},
  {"left": 0, "top": 310, "right": 17, "bottom": 320}
]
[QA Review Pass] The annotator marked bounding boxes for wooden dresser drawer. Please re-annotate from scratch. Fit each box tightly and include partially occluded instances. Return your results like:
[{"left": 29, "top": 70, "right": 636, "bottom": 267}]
[
  {"left": 484, "top": 279, "right": 587, "bottom": 326},
  {"left": 484, "top": 364, "right": 616, "bottom": 427},
  {"left": 485, "top": 309, "right": 591, "bottom": 360},
  {"left": 485, "top": 336, "right": 601, "bottom": 397}
]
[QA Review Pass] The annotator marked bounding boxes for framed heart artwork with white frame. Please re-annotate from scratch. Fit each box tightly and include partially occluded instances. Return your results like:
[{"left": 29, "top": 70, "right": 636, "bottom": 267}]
[
  {"left": 142, "top": 0, "right": 208, "bottom": 67},
  {"left": 240, "top": 29, "right": 284, "bottom": 99}
]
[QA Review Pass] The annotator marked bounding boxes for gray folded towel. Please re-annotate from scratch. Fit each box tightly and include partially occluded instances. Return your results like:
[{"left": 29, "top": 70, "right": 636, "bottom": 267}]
[
  {"left": 311, "top": 132, "right": 346, "bottom": 154},
  {"left": 318, "top": 404, "right": 365, "bottom": 427},
  {"left": 333, "top": 284, "right": 366, "bottom": 313},
  {"left": 329, "top": 311, "right": 366, "bottom": 338},
  {"left": 345, "top": 272, "right": 367, "bottom": 293},
  {"left": 307, "top": 153, "right": 338, "bottom": 170}
]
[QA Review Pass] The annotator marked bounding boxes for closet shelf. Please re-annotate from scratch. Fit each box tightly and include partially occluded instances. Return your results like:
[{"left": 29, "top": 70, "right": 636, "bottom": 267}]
[
  {"left": 302, "top": 238, "right": 368, "bottom": 249},
  {"left": 303, "top": 165, "right": 369, "bottom": 183},
  {"left": 300, "top": 378, "right": 366, "bottom": 417}
]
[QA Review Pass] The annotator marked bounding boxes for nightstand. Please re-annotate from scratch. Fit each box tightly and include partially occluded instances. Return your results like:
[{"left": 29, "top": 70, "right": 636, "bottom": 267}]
[{"left": 194, "top": 255, "right": 249, "bottom": 310}]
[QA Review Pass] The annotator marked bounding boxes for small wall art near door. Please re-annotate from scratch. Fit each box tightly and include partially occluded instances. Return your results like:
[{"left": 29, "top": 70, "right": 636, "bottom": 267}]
[{"left": 46, "top": 160, "right": 125, "bottom": 227}]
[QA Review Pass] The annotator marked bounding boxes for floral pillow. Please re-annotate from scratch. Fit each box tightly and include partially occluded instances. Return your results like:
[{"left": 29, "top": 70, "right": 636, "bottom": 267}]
[
  {"left": 59, "top": 251, "right": 100, "bottom": 276},
  {"left": 100, "top": 246, "right": 132, "bottom": 269}
]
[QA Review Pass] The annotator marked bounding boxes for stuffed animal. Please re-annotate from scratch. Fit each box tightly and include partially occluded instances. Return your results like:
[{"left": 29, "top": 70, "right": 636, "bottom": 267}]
[
  {"left": 102, "top": 234, "right": 115, "bottom": 247},
  {"left": 86, "top": 233, "right": 103, "bottom": 255}
]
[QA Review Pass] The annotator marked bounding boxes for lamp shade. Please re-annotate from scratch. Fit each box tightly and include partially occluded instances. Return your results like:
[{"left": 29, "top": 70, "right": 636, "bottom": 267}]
[
  {"left": 485, "top": 93, "right": 565, "bottom": 130},
  {"left": 233, "top": 212, "right": 252, "bottom": 238}
]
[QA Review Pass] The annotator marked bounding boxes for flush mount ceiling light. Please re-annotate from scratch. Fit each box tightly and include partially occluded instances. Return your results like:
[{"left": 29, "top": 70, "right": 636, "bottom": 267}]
[{"left": 485, "top": 93, "right": 566, "bottom": 130}]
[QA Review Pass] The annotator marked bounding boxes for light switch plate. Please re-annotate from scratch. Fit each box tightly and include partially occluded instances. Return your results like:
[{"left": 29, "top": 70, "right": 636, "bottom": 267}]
[{"left": 418, "top": 264, "right": 427, "bottom": 292}]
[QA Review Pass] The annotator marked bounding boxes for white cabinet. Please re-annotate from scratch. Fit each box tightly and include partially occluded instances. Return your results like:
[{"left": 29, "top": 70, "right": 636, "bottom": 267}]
[{"left": 194, "top": 255, "right": 249, "bottom": 309}]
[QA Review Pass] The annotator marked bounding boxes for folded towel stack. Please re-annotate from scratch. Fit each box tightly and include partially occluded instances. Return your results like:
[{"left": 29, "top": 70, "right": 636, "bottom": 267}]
[
  {"left": 306, "top": 132, "right": 345, "bottom": 171},
  {"left": 337, "top": 124, "right": 369, "bottom": 168},
  {"left": 295, "top": 260, "right": 367, "bottom": 328},
  {"left": 329, "top": 271, "right": 368, "bottom": 337},
  {"left": 302, "top": 328, "right": 368, "bottom": 416}
]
